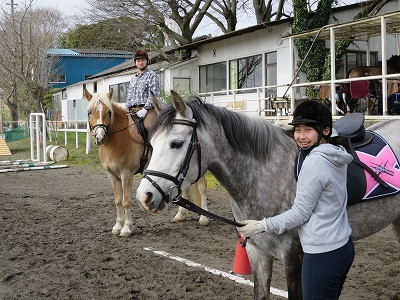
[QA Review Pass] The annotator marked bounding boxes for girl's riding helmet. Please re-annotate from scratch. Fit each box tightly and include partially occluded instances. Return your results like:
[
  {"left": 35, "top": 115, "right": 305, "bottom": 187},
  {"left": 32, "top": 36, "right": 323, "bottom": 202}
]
[{"left": 289, "top": 100, "right": 332, "bottom": 138}]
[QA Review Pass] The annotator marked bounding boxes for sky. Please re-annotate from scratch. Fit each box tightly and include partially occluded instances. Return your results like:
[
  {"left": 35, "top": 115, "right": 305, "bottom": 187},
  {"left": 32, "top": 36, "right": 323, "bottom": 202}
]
[{"left": 31, "top": 0, "right": 88, "bottom": 17}]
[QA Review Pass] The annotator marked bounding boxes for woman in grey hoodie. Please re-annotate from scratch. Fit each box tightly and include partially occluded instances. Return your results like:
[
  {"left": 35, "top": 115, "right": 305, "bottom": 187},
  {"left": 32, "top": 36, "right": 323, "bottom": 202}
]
[{"left": 237, "top": 100, "right": 354, "bottom": 300}]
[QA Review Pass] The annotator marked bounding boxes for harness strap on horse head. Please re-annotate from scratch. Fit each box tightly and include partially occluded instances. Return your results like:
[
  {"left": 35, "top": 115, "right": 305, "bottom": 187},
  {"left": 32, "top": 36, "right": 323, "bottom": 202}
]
[
  {"left": 143, "top": 118, "right": 202, "bottom": 203},
  {"left": 143, "top": 118, "right": 244, "bottom": 227}
]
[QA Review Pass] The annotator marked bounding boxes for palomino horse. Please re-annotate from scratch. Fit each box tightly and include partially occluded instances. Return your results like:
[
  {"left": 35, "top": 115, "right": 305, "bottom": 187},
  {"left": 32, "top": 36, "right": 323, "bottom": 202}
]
[
  {"left": 85, "top": 89, "right": 209, "bottom": 237},
  {"left": 347, "top": 55, "right": 400, "bottom": 112},
  {"left": 347, "top": 55, "right": 400, "bottom": 79},
  {"left": 136, "top": 91, "right": 400, "bottom": 299}
]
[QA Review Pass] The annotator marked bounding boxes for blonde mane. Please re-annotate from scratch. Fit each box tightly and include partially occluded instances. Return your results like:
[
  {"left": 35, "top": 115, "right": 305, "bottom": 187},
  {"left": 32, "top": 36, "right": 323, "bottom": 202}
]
[{"left": 88, "top": 92, "right": 115, "bottom": 124}]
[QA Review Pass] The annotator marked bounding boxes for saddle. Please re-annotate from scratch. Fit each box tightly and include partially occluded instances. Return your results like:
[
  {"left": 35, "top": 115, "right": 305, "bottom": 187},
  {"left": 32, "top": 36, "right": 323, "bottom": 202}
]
[
  {"left": 332, "top": 113, "right": 400, "bottom": 205},
  {"left": 128, "top": 113, "right": 148, "bottom": 145},
  {"left": 333, "top": 112, "right": 372, "bottom": 148}
]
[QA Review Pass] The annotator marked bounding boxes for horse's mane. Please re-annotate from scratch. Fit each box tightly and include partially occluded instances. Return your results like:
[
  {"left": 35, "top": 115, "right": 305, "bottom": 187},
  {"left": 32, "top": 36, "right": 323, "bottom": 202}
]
[{"left": 150, "top": 96, "right": 296, "bottom": 160}]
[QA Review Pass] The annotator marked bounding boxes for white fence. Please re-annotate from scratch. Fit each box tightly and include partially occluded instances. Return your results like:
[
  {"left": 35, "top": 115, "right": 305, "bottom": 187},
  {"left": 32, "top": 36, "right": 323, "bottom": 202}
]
[{"left": 47, "top": 120, "right": 91, "bottom": 154}]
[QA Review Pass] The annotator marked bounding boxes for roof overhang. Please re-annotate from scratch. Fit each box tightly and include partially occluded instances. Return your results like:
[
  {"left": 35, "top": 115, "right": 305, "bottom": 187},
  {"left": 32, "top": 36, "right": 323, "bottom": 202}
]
[{"left": 284, "top": 10, "right": 400, "bottom": 41}]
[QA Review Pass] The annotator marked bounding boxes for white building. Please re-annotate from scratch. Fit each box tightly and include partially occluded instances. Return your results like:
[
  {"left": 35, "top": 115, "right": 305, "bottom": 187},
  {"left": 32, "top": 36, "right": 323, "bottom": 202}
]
[{"left": 55, "top": 1, "right": 400, "bottom": 121}]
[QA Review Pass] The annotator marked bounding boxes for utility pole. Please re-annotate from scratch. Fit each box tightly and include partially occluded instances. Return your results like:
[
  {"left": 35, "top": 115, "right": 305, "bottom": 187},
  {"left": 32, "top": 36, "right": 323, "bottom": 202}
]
[{"left": 6, "top": 0, "right": 18, "bottom": 129}]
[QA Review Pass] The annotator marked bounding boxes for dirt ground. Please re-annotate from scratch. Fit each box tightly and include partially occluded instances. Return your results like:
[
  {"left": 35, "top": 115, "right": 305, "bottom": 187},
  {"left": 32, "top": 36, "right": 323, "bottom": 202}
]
[{"left": 0, "top": 161, "right": 399, "bottom": 300}]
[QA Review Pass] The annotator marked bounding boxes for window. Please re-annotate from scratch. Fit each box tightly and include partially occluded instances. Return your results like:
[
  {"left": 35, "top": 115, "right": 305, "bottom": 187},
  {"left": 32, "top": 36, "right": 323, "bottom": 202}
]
[
  {"left": 230, "top": 55, "right": 262, "bottom": 92},
  {"left": 265, "top": 52, "right": 277, "bottom": 97},
  {"left": 48, "top": 74, "right": 66, "bottom": 83},
  {"left": 109, "top": 82, "right": 129, "bottom": 103},
  {"left": 94, "top": 82, "right": 98, "bottom": 93},
  {"left": 199, "top": 62, "right": 227, "bottom": 93},
  {"left": 173, "top": 78, "right": 190, "bottom": 95},
  {"left": 336, "top": 51, "right": 378, "bottom": 79}
]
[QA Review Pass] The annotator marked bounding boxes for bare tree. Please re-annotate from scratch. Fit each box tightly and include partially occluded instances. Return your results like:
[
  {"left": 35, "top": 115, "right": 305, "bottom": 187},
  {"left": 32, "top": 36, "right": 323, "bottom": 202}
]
[
  {"left": 0, "top": 1, "right": 65, "bottom": 123},
  {"left": 205, "top": 0, "right": 238, "bottom": 33},
  {"left": 86, "top": 0, "right": 216, "bottom": 49}
]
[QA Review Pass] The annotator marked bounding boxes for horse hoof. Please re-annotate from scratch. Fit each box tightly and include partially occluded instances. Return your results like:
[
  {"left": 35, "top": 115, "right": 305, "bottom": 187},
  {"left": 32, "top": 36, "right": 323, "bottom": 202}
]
[
  {"left": 112, "top": 228, "right": 121, "bottom": 235},
  {"left": 120, "top": 232, "right": 131, "bottom": 237},
  {"left": 120, "top": 229, "right": 132, "bottom": 237},
  {"left": 172, "top": 216, "right": 185, "bottom": 222},
  {"left": 199, "top": 216, "right": 209, "bottom": 226}
]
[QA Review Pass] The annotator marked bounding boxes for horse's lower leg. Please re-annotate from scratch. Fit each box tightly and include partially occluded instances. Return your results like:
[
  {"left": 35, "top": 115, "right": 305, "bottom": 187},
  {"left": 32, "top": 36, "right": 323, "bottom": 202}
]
[
  {"left": 110, "top": 176, "right": 124, "bottom": 235},
  {"left": 119, "top": 176, "right": 133, "bottom": 237},
  {"left": 112, "top": 204, "right": 124, "bottom": 235},
  {"left": 247, "top": 244, "right": 274, "bottom": 300},
  {"left": 172, "top": 178, "right": 209, "bottom": 225},
  {"left": 172, "top": 187, "right": 191, "bottom": 222},
  {"left": 172, "top": 206, "right": 189, "bottom": 222},
  {"left": 197, "top": 177, "right": 209, "bottom": 225},
  {"left": 283, "top": 252, "right": 303, "bottom": 300}
]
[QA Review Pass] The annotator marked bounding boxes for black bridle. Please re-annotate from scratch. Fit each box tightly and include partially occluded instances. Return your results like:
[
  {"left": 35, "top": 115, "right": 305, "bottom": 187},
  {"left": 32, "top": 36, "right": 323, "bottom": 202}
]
[
  {"left": 143, "top": 118, "right": 243, "bottom": 227},
  {"left": 143, "top": 119, "right": 202, "bottom": 204},
  {"left": 88, "top": 111, "right": 135, "bottom": 139}
]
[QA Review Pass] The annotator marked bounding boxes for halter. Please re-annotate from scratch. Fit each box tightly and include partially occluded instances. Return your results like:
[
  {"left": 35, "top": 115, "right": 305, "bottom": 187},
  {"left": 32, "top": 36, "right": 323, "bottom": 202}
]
[
  {"left": 143, "top": 118, "right": 243, "bottom": 227},
  {"left": 88, "top": 99, "right": 135, "bottom": 139},
  {"left": 143, "top": 119, "right": 202, "bottom": 204}
]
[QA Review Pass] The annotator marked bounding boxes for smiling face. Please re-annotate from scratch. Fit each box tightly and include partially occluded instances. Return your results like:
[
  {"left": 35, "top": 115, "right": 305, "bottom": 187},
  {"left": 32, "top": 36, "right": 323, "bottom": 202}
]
[
  {"left": 135, "top": 58, "right": 147, "bottom": 71},
  {"left": 294, "top": 123, "right": 330, "bottom": 149},
  {"left": 294, "top": 124, "right": 318, "bottom": 149}
]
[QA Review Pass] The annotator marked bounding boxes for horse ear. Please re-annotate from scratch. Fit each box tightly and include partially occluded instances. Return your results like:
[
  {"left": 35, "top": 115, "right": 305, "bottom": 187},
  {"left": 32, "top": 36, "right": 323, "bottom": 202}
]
[
  {"left": 151, "top": 91, "right": 165, "bottom": 113},
  {"left": 107, "top": 88, "right": 113, "bottom": 100},
  {"left": 171, "top": 90, "right": 186, "bottom": 116},
  {"left": 84, "top": 89, "right": 92, "bottom": 101}
]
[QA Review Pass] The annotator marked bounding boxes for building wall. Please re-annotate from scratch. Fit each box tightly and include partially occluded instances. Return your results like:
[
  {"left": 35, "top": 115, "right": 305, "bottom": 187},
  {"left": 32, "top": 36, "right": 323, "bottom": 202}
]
[{"left": 50, "top": 56, "right": 131, "bottom": 89}]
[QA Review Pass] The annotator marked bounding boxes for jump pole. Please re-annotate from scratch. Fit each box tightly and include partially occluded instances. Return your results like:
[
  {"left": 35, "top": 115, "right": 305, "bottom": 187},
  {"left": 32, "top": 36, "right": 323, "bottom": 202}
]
[
  {"left": 0, "top": 164, "right": 68, "bottom": 173},
  {"left": 0, "top": 161, "right": 54, "bottom": 167},
  {"left": 29, "top": 113, "right": 47, "bottom": 162}
]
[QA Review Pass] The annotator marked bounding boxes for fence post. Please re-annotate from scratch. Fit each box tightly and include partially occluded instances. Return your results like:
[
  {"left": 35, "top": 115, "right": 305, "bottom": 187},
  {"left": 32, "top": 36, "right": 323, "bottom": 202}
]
[
  {"left": 75, "top": 121, "right": 79, "bottom": 149},
  {"left": 29, "top": 113, "right": 47, "bottom": 162},
  {"left": 86, "top": 122, "right": 91, "bottom": 154},
  {"left": 64, "top": 122, "right": 67, "bottom": 146}
]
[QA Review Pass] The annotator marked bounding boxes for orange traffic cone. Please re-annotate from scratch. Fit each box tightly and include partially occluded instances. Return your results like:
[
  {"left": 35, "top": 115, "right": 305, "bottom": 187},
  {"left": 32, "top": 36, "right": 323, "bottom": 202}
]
[{"left": 232, "top": 234, "right": 252, "bottom": 275}]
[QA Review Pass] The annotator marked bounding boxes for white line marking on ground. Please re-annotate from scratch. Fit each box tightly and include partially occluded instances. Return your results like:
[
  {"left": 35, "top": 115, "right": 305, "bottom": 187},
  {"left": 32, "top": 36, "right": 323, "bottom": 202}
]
[{"left": 143, "top": 247, "right": 288, "bottom": 299}]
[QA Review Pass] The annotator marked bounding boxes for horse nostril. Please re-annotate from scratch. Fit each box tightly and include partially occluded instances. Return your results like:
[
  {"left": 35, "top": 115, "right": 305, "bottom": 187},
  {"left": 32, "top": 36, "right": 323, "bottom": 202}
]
[{"left": 145, "top": 192, "right": 153, "bottom": 206}]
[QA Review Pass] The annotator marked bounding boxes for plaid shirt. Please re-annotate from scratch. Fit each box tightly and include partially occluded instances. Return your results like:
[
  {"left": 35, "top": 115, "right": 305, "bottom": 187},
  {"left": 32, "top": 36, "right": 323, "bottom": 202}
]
[{"left": 125, "top": 68, "right": 160, "bottom": 110}]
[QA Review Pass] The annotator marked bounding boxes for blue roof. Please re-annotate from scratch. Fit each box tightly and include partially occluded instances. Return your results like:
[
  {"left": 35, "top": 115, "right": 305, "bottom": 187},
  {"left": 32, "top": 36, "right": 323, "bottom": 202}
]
[{"left": 47, "top": 49, "right": 79, "bottom": 55}]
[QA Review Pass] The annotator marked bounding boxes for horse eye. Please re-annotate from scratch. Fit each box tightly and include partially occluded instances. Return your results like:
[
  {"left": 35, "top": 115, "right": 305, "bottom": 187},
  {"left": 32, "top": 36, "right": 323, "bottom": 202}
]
[{"left": 171, "top": 141, "right": 184, "bottom": 149}]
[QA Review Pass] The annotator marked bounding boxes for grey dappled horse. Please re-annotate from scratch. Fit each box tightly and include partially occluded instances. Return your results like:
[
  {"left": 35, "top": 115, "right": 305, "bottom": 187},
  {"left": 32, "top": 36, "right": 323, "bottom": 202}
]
[{"left": 136, "top": 91, "right": 400, "bottom": 299}]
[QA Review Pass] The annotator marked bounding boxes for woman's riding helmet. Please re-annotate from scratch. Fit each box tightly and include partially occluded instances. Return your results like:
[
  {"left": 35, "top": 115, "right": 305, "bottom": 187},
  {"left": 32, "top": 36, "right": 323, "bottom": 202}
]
[{"left": 289, "top": 100, "right": 332, "bottom": 138}]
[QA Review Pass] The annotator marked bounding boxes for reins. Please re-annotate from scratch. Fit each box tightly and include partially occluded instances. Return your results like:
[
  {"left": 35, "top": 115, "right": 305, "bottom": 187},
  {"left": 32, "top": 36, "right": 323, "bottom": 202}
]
[{"left": 143, "top": 118, "right": 244, "bottom": 227}]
